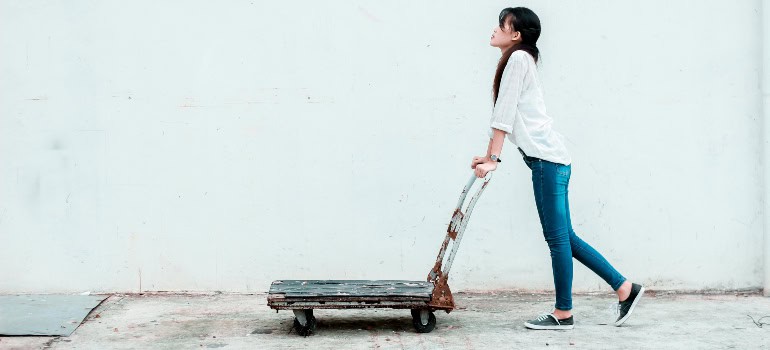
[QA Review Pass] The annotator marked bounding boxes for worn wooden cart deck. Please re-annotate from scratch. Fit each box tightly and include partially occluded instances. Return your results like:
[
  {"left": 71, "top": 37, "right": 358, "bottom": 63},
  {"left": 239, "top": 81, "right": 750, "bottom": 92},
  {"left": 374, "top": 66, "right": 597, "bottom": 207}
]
[
  {"left": 267, "top": 173, "right": 492, "bottom": 335},
  {"left": 267, "top": 280, "right": 434, "bottom": 308}
]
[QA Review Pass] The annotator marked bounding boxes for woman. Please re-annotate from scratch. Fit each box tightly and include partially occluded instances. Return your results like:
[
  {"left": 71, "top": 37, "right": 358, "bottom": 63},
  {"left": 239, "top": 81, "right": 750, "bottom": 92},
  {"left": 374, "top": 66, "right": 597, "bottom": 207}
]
[{"left": 471, "top": 7, "right": 645, "bottom": 330}]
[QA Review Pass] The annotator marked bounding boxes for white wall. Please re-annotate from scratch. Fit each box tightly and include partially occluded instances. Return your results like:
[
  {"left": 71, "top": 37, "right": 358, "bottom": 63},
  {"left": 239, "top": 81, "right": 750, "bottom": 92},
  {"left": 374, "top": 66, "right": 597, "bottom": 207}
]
[{"left": 1, "top": 0, "right": 765, "bottom": 294}]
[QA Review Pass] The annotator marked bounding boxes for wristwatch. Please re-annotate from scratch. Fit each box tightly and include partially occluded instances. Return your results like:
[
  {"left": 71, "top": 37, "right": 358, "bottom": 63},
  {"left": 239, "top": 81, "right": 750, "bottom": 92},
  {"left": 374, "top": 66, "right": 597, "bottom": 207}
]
[{"left": 490, "top": 154, "right": 502, "bottom": 163}]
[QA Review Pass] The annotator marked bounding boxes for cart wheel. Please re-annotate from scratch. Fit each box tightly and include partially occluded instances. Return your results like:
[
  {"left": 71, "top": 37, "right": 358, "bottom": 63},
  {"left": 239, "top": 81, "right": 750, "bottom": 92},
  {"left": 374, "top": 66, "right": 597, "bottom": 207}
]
[
  {"left": 411, "top": 310, "right": 436, "bottom": 333},
  {"left": 292, "top": 309, "right": 316, "bottom": 336}
]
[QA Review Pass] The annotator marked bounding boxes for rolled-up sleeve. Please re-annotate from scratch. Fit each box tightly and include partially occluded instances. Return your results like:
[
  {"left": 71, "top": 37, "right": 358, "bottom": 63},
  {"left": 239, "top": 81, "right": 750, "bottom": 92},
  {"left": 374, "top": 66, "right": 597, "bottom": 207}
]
[{"left": 489, "top": 52, "right": 528, "bottom": 136}]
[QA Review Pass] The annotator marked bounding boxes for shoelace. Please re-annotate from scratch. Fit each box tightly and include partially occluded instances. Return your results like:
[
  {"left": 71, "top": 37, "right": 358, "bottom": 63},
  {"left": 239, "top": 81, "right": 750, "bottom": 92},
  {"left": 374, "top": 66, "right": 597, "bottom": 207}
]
[
  {"left": 595, "top": 303, "right": 623, "bottom": 325},
  {"left": 533, "top": 313, "right": 562, "bottom": 324},
  {"left": 606, "top": 302, "right": 621, "bottom": 316}
]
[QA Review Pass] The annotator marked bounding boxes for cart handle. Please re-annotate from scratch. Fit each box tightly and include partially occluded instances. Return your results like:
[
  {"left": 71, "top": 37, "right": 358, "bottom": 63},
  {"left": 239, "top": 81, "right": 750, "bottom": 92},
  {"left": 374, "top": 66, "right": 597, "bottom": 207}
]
[
  {"left": 456, "top": 172, "right": 493, "bottom": 211},
  {"left": 429, "top": 171, "right": 493, "bottom": 283}
]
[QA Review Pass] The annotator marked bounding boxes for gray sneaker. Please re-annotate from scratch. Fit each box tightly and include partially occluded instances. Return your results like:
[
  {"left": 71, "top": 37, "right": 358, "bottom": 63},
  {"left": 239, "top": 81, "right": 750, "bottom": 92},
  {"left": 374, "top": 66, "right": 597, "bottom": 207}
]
[
  {"left": 614, "top": 283, "right": 645, "bottom": 326},
  {"left": 524, "top": 313, "right": 574, "bottom": 330}
]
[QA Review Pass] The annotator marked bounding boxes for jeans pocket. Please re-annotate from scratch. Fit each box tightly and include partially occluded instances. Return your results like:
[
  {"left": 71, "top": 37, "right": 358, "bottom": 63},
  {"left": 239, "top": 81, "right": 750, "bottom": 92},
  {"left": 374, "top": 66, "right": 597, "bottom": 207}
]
[{"left": 555, "top": 164, "right": 570, "bottom": 177}]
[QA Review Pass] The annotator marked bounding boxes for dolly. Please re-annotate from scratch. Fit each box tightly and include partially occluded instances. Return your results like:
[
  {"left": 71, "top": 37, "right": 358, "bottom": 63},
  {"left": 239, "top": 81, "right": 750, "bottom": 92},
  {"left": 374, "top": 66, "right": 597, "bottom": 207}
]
[{"left": 267, "top": 173, "right": 492, "bottom": 335}]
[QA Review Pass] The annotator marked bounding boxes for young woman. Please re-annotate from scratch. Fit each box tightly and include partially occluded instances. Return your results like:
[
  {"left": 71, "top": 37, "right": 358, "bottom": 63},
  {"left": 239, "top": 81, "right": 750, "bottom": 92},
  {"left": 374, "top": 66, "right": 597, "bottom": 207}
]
[{"left": 470, "top": 7, "right": 645, "bottom": 330}]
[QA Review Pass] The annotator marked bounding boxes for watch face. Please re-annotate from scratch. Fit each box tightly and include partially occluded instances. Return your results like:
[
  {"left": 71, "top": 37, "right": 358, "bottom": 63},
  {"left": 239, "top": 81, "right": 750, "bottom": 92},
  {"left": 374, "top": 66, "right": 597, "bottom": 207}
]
[{"left": 491, "top": 155, "right": 498, "bottom": 161}]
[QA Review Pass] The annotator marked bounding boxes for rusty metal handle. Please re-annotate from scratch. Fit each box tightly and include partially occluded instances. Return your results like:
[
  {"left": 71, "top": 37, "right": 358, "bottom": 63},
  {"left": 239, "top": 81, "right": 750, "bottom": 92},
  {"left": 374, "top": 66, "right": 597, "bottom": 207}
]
[
  {"left": 429, "top": 171, "right": 493, "bottom": 283},
  {"left": 456, "top": 173, "right": 492, "bottom": 210}
]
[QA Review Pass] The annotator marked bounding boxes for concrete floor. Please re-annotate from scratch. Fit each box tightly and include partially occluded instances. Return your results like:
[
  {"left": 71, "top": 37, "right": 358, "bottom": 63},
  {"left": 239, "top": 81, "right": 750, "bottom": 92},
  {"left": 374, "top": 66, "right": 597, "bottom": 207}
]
[{"left": 1, "top": 290, "right": 769, "bottom": 350}]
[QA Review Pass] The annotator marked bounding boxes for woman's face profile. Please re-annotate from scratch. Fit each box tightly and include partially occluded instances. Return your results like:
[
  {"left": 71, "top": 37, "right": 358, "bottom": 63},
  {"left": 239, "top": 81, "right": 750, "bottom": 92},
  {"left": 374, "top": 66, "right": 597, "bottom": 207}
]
[{"left": 490, "top": 20, "right": 521, "bottom": 50}]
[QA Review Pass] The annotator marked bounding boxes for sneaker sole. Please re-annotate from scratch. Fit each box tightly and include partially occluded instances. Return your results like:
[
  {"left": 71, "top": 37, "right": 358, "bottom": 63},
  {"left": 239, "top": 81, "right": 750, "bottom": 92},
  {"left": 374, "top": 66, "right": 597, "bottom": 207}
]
[
  {"left": 524, "top": 322, "right": 574, "bottom": 330},
  {"left": 614, "top": 286, "right": 645, "bottom": 326}
]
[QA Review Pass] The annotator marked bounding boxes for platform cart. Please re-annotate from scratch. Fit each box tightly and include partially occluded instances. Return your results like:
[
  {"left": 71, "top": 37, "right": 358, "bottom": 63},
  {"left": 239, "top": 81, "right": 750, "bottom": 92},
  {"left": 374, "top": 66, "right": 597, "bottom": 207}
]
[{"left": 267, "top": 172, "right": 492, "bottom": 335}]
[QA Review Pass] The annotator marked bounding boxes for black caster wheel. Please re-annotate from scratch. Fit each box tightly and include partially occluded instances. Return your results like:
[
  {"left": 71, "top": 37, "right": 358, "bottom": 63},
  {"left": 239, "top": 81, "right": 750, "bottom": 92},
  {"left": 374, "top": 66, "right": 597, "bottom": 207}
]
[
  {"left": 292, "top": 309, "right": 316, "bottom": 336},
  {"left": 411, "top": 309, "right": 436, "bottom": 333}
]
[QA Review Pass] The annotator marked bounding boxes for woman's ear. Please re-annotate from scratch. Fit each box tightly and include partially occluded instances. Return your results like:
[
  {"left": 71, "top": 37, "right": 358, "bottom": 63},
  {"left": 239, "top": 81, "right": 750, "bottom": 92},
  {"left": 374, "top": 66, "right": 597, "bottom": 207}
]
[{"left": 511, "top": 31, "right": 521, "bottom": 41}]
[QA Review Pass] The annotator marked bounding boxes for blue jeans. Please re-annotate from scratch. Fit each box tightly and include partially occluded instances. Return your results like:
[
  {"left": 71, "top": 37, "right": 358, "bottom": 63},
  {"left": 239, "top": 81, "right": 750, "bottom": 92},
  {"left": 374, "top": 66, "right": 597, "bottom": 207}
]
[{"left": 521, "top": 150, "right": 626, "bottom": 311}]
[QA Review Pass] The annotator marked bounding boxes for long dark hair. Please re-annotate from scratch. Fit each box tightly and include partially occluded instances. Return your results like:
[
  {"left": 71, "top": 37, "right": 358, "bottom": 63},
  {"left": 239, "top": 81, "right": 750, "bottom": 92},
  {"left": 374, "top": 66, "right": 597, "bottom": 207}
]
[{"left": 492, "top": 7, "right": 541, "bottom": 104}]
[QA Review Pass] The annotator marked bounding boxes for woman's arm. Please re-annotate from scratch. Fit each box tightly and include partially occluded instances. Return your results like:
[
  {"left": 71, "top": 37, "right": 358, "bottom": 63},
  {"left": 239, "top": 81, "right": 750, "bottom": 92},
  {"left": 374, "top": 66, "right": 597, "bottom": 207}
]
[
  {"left": 487, "top": 128, "right": 506, "bottom": 159},
  {"left": 473, "top": 53, "right": 526, "bottom": 176},
  {"left": 472, "top": 128, "right": 506, "bottom": 178},
  {"left": 473, "top": 128, "right": 506, "bottom": 169}
]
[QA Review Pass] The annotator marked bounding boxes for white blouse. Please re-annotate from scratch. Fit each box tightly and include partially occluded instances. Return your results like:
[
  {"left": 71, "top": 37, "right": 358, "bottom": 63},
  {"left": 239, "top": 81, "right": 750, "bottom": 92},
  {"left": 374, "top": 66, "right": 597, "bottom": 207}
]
[{"left": 488, "top": 50, "right": 572, "bottom": 165}]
